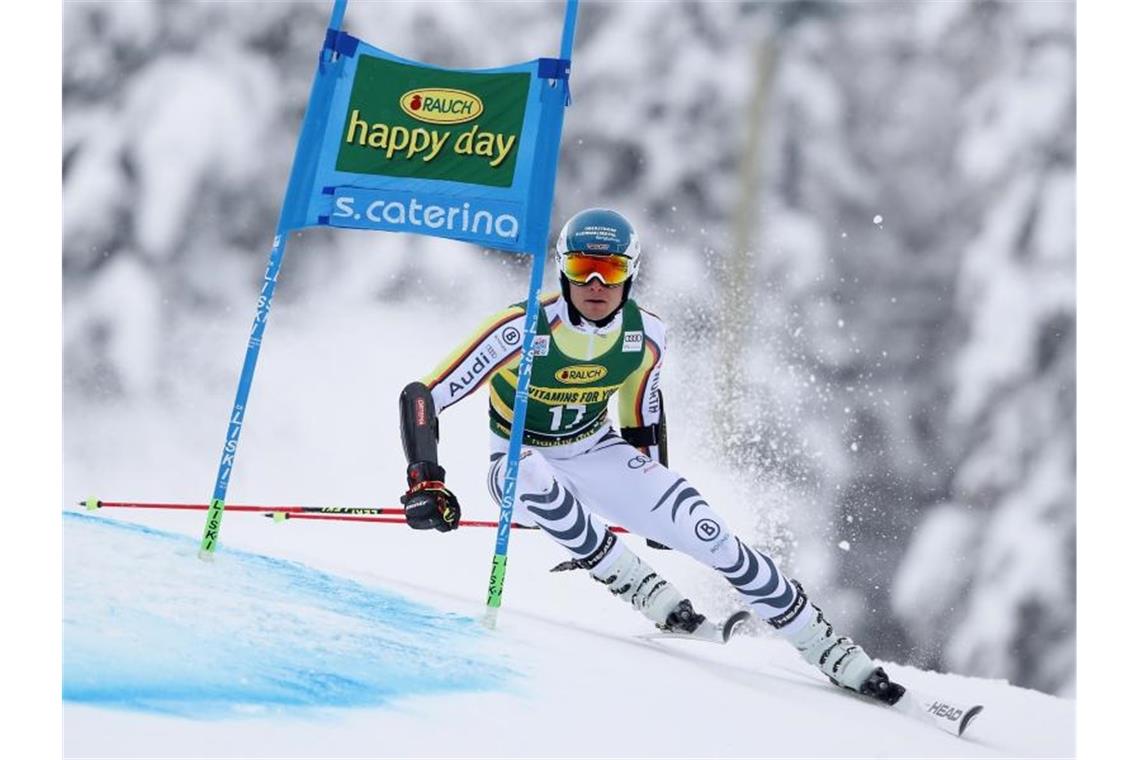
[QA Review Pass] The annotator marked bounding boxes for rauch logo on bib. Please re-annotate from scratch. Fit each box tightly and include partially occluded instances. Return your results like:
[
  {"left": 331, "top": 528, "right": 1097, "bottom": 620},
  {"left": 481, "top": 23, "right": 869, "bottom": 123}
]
[{"left": 556, "top": 365, "right": 608, "bottom": 385}]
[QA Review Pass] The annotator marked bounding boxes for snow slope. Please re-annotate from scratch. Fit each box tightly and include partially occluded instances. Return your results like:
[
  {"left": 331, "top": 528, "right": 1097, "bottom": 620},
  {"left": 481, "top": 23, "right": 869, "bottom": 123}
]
[
  {"left": 62, "top": 297, "right": 1074, "bottom": 758},
  {"left": 64, "top": 504, "right": 1073, "bottom": 759}
]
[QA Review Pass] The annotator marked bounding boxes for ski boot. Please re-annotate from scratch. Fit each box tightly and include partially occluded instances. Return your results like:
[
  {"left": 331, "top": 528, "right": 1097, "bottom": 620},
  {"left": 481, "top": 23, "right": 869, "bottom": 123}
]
[
  {"left": 590, "top": 546, "right": 688, "bottom": 627},
  {"left": 593, "top": 550, "right": 746, "bottom": 643},
  {"left": 784, "top": 585, "right": 905, "bottom": 705},
  {"left": 552, "top": 535, "right": 736, "bottom": 640}
]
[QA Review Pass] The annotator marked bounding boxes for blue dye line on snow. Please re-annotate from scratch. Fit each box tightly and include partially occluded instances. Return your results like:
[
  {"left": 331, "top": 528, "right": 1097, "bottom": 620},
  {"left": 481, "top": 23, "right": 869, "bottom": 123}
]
[{"left": 63, "top": 511, "right": 512, "bottom": 717}]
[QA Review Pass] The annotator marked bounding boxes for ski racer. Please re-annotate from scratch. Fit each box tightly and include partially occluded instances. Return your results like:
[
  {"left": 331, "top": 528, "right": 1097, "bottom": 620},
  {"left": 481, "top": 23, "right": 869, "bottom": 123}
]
[{"left": 396, "top": 208, "right": 902, "bottom": 702}]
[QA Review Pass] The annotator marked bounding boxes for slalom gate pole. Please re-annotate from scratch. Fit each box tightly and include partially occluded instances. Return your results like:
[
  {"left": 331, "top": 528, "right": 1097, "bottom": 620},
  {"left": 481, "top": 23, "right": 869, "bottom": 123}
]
[
  {"left": 197, "top": 0, "right": 349, "bottom": 561},
  {"left": 482, "top": 252, "right": 544, "bottom": 628},
  {"left": 482, "top": 0, "right": 580, "bottom": 630},
  {"left": 197, "top": 234, "right": 287, "bottom": 560}
]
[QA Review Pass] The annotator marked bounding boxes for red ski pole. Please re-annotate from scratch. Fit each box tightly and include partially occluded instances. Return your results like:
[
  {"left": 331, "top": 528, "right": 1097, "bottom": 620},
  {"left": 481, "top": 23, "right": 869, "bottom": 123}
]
[
  {"left": 80, "top": 499, "right": 628, "bottom": 533},
  {"left": 262, "top": 512, "right": 542, "bottom": 530}
]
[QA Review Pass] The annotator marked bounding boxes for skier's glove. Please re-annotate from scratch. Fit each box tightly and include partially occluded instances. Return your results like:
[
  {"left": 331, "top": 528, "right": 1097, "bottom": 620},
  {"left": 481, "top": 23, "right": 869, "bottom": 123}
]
[{"left": 400, "top": 461, "right": 461, "bottom": 532}]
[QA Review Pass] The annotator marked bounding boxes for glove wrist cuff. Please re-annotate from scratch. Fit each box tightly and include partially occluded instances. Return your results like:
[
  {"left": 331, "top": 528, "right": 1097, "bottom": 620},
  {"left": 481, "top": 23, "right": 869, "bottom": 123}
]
[
  {"left": 408, "top": 461, "right": 446, "bottom": 487},
  {"left": 407, "top": 479, "right": 446, "bottom": 494}
]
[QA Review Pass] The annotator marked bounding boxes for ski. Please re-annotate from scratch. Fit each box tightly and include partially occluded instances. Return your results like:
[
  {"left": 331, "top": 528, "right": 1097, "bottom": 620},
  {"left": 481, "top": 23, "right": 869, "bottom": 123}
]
[
  {"left": 890, "top": 686, "right": 984, "bottom": 737},
  {"left": 810, "top": 666, "right": 984, "bottom": 738},
  {"left": 637, "top": 609, "right": 752, "bottom": 645},
  {"left": 647, "top": 627, "right": 985, "bottom": 739}
]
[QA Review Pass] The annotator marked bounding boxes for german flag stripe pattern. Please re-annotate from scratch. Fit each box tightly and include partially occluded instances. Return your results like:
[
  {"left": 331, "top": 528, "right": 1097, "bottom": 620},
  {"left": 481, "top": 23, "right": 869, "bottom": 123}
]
[
  {"left": 423, "top": 307, "right": 523, "bottom": 393},
  {"left": 632, "top": 337, "right": 661, "bottom": 427},
  {"left": 613, "top": 307, "right": 665, "bottom": 431},
  {"left": 422, "top": 293, "right": 564, "bottom": 414}
]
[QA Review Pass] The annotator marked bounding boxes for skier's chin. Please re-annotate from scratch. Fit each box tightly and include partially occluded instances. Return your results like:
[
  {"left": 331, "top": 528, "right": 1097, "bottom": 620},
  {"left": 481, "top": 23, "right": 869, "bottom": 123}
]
[{"left": 581, "top": 303, "right": 612, "bottom": 320}]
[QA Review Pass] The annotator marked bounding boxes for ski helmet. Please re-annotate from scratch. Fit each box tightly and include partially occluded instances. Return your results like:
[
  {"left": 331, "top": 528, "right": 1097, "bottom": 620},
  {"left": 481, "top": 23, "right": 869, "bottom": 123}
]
[
  {"left": 555, "top": 208, "right": 642, "bottom": 285},
  {"left": 556, "top": 209, "right": 647, "bottom": 325}
]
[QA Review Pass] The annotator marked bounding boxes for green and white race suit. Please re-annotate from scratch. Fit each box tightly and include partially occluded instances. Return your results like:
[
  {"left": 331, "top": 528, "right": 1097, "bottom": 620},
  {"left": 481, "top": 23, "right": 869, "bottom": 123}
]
[
  {"left": 423, "top": 291, "right": 666, "bottom": 461},
  {"left": 421, "top": 293, "right": 803, "bottom": 626}
]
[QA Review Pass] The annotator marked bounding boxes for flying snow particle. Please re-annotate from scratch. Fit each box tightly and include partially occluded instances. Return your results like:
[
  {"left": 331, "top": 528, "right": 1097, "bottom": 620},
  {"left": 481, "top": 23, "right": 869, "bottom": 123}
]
[
  {"left": 850, "top": 442, "right": 859, "bottom": 452},
  {"left": 838, "top": 540, "right": 851, "bottom": 551},
  {"left": 873, "top": 214, "right": 884, "bottom": 225}
]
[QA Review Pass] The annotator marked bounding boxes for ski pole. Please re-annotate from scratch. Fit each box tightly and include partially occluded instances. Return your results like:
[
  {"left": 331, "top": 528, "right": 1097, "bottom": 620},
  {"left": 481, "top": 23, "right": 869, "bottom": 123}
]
[
  {"left": 262, "top": 512, "right": 546, "bottom": 530},
  {"left": 82, "top": 499, "right": 396, "bottom": 516},
  {"left": 80, "top": 499, "right": 629, "bottom": 532}
]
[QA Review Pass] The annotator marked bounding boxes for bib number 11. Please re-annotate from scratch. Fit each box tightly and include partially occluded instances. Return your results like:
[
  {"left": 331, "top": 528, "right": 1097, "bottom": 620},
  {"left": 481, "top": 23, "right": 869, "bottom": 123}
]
[{"left": 549, "top": 404, "right": 586, "bottom": 431}]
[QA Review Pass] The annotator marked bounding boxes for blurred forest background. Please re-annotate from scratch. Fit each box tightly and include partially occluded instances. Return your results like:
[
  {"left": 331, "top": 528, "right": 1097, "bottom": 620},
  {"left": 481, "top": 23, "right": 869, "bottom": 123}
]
[{"left": 63, "top": 1, "right": 1075, "bottom": 696}]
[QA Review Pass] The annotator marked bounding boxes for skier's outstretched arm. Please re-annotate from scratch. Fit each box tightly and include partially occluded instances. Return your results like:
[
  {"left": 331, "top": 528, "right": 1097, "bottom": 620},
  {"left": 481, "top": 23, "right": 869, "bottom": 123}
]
[
  {"left": 398, "top": 381, "right": 461, "bottom": 531},
  {"left": 396, "top": 305, "right": 528, "bottom": 531}
]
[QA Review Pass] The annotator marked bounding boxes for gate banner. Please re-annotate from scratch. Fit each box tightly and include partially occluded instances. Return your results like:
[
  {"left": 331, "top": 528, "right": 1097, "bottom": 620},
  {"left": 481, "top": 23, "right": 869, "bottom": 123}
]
[{"left": 280, "top": 33, "right": 571, "bottom": 254}]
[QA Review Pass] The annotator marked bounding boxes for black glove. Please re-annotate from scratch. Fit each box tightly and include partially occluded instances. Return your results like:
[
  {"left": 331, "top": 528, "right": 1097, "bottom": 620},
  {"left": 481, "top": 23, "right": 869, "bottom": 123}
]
[{"left": 400, "top": 461, "right": 461, "bottom": 532}]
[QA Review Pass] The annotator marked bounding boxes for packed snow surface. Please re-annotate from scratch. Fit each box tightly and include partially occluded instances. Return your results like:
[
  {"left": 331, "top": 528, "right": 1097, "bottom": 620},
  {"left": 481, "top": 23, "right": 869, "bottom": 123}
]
[
  {"left": 64, "top": 507, "right": 1073, "bottom": 758},
  {"left": 64, "top": 513, "right": 509, "bottom": 716},
  {"left": 63, "top": 292, "right": 1074, "bottom": 758}
]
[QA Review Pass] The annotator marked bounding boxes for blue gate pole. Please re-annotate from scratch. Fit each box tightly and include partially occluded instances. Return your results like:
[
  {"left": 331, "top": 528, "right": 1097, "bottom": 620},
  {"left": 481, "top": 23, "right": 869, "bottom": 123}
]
[
  {"left": 482, "top": 0, "right": 579, "bottom": 626},
  {"left": 482, "top": 252, "right": 547, "bottom": 626},
  {"left": 198, "top": 0, "right": 349, "bottom": 560}
]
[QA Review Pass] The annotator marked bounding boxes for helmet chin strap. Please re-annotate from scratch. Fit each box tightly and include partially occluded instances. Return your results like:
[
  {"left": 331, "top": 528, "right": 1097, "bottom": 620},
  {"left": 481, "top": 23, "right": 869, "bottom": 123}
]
[{"left": 560, "top": 274, "right": 633, "bottom": 328}]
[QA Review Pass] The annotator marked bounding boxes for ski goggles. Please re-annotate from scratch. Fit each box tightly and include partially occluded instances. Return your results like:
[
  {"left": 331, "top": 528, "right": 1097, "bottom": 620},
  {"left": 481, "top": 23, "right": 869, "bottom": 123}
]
[{"left": 561, "top": 253, "right": 633, "bottom": 286}]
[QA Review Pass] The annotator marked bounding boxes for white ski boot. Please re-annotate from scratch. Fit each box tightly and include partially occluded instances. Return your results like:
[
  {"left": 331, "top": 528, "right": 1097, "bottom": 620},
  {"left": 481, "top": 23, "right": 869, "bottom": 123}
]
[
  {"left": 788, "top": 601, "right": 879, "bottom": 691},
  {"left": 550, "top": 532, "right": 727, "bottom": 638},
  {"left": 590, "top": 546, "right": 689, "bottom": 628},
  {"left": 783, "top": 589, "right": 905, "bottom": 704}
]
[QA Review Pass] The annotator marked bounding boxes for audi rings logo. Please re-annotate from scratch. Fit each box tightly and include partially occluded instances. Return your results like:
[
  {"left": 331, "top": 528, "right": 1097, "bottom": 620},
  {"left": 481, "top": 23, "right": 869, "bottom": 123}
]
[
  {"left": 502, "top": 327, "right": 521, "bottom": 345},
  {"left": 695, "top": 518, "right": 721, "bottom": 542}
]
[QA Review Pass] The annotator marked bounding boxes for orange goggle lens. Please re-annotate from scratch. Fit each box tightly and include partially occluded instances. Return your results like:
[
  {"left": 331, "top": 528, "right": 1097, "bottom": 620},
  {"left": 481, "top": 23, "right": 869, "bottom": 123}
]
[{"left": 562, "top": 253, "right": 632, "bottom": 286}]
